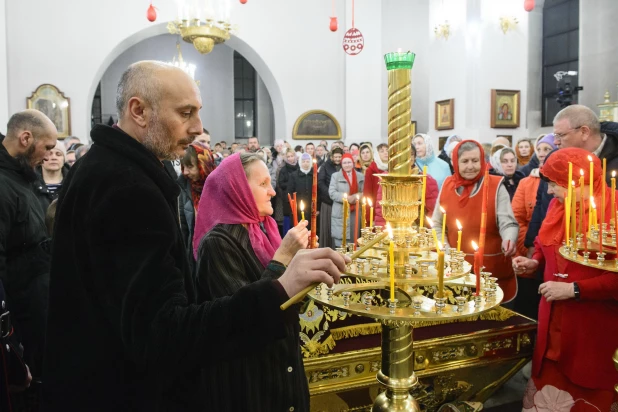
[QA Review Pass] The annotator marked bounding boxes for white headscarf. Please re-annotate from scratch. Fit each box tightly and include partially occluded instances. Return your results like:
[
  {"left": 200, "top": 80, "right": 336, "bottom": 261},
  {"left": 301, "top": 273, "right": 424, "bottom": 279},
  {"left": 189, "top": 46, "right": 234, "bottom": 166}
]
[
  {"left": 490, "top": 148, "right": 505, "bottom": 175},
  {"left": 414, "top": 133, "right": 436, "bottom": 161},
  {"left": 374, "top": 147, "right": 388, "bottom": 171}
]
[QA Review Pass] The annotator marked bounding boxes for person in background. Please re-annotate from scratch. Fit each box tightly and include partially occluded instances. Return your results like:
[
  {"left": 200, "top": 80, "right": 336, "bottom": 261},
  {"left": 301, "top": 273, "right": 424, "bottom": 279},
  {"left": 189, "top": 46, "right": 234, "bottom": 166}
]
[
  {"left": 256, "top": 148, "right": 267, "bottom": 164},
  {"left": 178, "top": 143, "right": 216, "bottom": 268},
  {"left": 213, "top": 142, "right": 224, "bottom": 165},
  {"left": 34, "top": 141, "right": 69, "bottom": 215},
  {"left": 284, "top": 141, "right": 292, "bottom": 151},
  {"left": 481, "top": 143, "right": 492, "bottom": 164},
  {"left": 65, "top": 148, "right": 76, "bottom": 167},
  {"left": 433, "top": 140, "right": 518, "bottom": 303},
  {"left": 490, "top": 147, "right": 524, "bottom": 200},
  {"left": 294, "top": 145, "right": 303, "bottom": 157},
  {"left": 247, "top": 136, "right": 260, "bottom": 153},
  {"left": 349, "top": 143, "right": 360, "bottom": 153},
  {"left": 438, "top": 134, "right": 461, "bottom": 174},
  {"left": 318, "top": 147, "right": 343, "bottom": 249},
  {"left": 220, "top": 141, "right": 227, "bottom": 150},
  {"left": 277, "top": 149, "right": 299, "bottom": 236},
  {"left": 288, "top": 153, "right": 315, "bottom": 228},
  {"left": 515, "top": 138, "right": 533, "bottom": 166},
  {"left": 75, "top": 144, "right": 90, "bottom": 161},
  {"left": 513, "top": 148, "right": 618, "bottom": 411},
  {"left": 231, "top": 142, "right": 239, "bottom": 152},
  {"left": 195, "top": 128, "right": 211, "bottom": 149},
  {"left": 305, "top": 142, "right": 315, "bottom": 158},
  {"left": 343, "top": 145, "right": 349, "bottom": 153},
  {"left": 358, "top": 143, "right": 373, "bottom": 173},
  {"left": 363, "top": 143, "right": 388, "bottom": 223},
  {"left": 512, "top": 134, "right": 556, "bottom": 319},
  {"left": 350, "top": 148, "right": 360, "bottom": 171},
  {"left": 63, "top": 136, "right": 80, "bottom": 150},
  {"left": 329, "top": 154, "right": 364, "bottom": 247},
  {"left": 413, "top": 133, "right": 451, "bottom": 190},
  {"left": 320, "top": 140, "right": 329, "bottom": 150},
  {"left": 492, "top": 136, "right": 511, "bottom": 149},
  {"left": 315, "top": 144, "right": 328, "bottom": 168}
]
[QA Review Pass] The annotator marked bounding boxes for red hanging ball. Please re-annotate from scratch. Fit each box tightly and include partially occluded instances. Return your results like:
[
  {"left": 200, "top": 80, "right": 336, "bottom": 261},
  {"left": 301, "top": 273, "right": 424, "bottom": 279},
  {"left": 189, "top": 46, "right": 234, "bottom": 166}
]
[
  {"left": 240, "top": 0, "right": 248, "bottom": 4},
  {"left": 329, "top": 17, "right": 338, "bottom": 32},
  {"left": 146, "top": 4, "right": 157, "bottom": 22},
  {"left": 524, "top": 0, "right": 535, "bottom": 12}
]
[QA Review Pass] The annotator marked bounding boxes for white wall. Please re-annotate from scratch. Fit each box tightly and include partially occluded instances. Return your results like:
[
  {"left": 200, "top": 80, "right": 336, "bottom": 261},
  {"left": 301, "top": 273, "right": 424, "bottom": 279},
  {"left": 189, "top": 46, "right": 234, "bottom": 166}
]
[
  {"left": 579, "top": 0, "right": 618, "bottom": 111},
  {"left": 0, "top": 0, "right": 9, "bottom": 131},
  {"left": 256, "top": 76, "right": 274, "bottom": 145}
]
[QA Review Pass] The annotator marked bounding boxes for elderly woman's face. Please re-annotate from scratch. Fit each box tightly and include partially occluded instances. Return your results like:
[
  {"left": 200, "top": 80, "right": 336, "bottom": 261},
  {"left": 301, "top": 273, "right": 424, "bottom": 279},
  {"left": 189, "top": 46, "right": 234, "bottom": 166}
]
[
  {"left": 413, "top": 137, "right": 426, "bottom": 158},
  {"left": 247, "top": 161, "right": 276, "bottom": 216},
  {"left": 458, "top": 148, "right": 482, "bottom": 180},
  {"left": 342, "top": 158, "right": 354, "bottom": 172},
  {"left": 547, "top": 181, "right": 568, "bottom": 203}
]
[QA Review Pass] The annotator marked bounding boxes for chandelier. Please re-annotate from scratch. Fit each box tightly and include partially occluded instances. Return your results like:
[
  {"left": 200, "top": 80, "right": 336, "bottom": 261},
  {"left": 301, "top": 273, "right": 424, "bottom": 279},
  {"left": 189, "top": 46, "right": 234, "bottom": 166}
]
[
  {"left": 167, "top": 0, "right": 234, "bottom": 55},
  {"left": 167, "top": 41, "right": 198, "bottom": 82}
]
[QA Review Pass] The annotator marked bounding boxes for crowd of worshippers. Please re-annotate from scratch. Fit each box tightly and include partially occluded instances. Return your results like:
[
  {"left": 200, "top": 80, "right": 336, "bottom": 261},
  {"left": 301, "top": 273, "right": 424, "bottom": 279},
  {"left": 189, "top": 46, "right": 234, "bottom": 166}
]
[{"left": 1, "top": 62, "right": 617, "bottom": 411}]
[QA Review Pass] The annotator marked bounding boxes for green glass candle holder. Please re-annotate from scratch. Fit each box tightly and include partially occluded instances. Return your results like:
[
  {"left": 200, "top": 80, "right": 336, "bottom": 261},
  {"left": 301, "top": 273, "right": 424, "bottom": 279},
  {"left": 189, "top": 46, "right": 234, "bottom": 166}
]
[{"left": 384, "top": 51, "right": 416, "bottom": 70}]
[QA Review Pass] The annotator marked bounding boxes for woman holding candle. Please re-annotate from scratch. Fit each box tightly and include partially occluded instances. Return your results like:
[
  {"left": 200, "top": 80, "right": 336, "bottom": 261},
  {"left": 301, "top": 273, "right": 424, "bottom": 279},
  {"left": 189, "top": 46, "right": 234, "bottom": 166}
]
[
  {"left": 277, "top": 149, "right": 300, "bottom": 236},
  {"left": 329, "top": 154, "right": 365, "bottom": 247},
  {"left": 511, "top": 148, "right": 618, "bottom": 411},
  {"left": 432, "top": 140, "right": 519, "bottom": 303},
  {"left": 193, "top": 153, "right": 315, "bottom": 411}
]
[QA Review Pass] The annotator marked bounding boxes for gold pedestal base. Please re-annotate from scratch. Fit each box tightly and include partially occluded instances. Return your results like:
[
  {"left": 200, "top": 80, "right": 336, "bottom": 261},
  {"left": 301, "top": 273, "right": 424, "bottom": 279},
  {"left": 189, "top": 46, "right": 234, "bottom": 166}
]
[{"left": 372, "top": 391, "right": 421, "bottom": 412}]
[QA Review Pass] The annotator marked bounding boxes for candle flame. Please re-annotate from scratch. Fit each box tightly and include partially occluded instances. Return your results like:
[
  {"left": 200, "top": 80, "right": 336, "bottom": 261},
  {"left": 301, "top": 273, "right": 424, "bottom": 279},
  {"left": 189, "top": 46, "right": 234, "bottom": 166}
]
[
  {"left": 613, "top": 171, "right": 616, "bottom": 178},
  {"left": 362, "top": 197, "right": 366, "bottom": 205},
  {"left": 437, "top": 241, "right": 443, "bottom": 250},
  {"left": 572, "top": 180, "right": 576, "bottom": 187},
  {"left": 426, "top": 217, "right": 433, "bottom": 228},
  {"left": 313, "top": 159, "right": 317, "bottom": 164},
  {"left": 386, "top": 223, "right": 394, "bottom": 239},
  {"left": 456, "top": 219, "right": 462, "bottom": 230},
  {"left": 588, "top": 155, "right": 593, "bottom": 162},
  {"left": 343, "top": 193, "right": 348, "bottom": 200},
  {"left": 580, "top": 169, "right": 584, "bottom": 176},
  {"left": 471, "top": 240, "right": 479, "bottom": 251},
  {"left": 367, "top": 198, "right": 372, "bottom": 207},
  {"left": 300, "top": 200, "right": 305, "bottom": 211},
  {"left": 591, "top": 197, "right": 596, "bottom": 209},
  {"left": 440, "top": 206, "right": 446, "bottom": 214}
]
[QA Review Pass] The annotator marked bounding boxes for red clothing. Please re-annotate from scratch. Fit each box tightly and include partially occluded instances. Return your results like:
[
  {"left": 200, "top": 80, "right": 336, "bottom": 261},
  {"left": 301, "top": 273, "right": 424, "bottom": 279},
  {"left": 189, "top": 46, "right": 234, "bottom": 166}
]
[
  {"left": 440, "top": 174, "right": 517, "bottom": 302},
  {"left": 511, "top": 175, "right": 540, "bottom": 262},
  {"left": 374, "top": 174, "right": 438, "bottom": 227},
  {"left": 363, "top": 162, "right": 383, "bottom": 222},
  {"left": 531, "top": 236, "right": 618, "bottom": 393}
]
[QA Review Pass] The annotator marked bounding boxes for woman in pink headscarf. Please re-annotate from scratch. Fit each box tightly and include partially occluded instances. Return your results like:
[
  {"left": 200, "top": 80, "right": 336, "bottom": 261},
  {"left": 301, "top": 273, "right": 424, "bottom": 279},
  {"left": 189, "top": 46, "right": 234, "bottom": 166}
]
[{"left": 192, "top": 152, "right": 311, "bottom": 412}]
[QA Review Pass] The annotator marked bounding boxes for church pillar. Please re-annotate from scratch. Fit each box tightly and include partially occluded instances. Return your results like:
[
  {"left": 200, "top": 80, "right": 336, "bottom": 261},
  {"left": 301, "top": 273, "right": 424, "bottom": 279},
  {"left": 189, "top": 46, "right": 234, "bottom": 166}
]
[{"left": 0, "top": 0, "right": 9, "bottom": 130}]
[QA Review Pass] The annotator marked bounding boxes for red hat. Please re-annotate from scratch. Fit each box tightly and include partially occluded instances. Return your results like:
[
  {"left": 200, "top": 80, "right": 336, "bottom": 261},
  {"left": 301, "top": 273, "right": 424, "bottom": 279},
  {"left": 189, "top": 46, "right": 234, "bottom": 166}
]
[{"left": 342, "top": 153, "right": 354, "bottom": 163}]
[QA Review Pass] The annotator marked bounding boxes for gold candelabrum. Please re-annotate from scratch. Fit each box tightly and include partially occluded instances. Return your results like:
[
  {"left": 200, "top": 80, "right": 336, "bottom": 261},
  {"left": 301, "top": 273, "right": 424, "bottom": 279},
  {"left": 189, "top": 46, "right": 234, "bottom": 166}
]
[{"left": 305, "top": 52, "right": 504, "bottom": 412}]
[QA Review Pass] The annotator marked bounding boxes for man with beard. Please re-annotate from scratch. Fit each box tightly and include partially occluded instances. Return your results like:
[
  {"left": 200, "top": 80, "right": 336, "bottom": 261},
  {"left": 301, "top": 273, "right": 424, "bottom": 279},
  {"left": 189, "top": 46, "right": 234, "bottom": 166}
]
[
  {"left": 247, "top": 136, "right": 260, "bottom": 152},
  {"left": 0, "top": 109, "right": 58, "bottom": 395},
  {"left": 41, "top": 61, "right": 346, "bottom": 412}
]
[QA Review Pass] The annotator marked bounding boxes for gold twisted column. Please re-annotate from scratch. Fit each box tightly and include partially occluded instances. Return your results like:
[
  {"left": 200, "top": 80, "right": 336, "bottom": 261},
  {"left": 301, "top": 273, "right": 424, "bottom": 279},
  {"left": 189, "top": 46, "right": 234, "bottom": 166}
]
[{"left": 387, "top": 68, "right": 412, "bottom": 176}]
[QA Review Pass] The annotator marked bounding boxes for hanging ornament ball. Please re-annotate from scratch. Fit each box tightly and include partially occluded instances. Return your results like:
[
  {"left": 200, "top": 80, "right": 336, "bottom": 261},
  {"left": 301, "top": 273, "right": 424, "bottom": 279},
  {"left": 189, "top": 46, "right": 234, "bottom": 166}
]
[
  {"left": 146, "top": 4, "right": 157, "bottom": 22},
  {"left": 329, "top": 17, "right": 338, "bottom": 32},
  {"left": 524, "top": 0, "right": 535, "bottom": 12},
  {"left": 240, "top": 0, "right": 248, "bottom": 4},
  {"left": 342, "top": 28, "right": 364, "bottom": 56}
]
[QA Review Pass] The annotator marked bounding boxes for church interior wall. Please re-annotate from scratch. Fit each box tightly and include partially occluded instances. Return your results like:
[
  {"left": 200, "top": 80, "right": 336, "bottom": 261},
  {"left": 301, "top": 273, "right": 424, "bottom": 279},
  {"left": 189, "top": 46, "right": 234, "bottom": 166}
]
[{"left": 0, "top": 0, "right": 10, "bottom": 130}]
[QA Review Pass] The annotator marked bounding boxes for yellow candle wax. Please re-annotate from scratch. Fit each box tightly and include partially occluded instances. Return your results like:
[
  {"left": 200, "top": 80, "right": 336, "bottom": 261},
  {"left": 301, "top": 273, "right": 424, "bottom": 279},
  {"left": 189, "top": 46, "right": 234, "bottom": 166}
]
[
  {"left": 368, "top": 198, "right": 374, "bottom": 227},
  {"left": 419, "top": 166, "right": 428, "bottom": 228},
  {"left": 427, "top": 217, "right": 439, "bottom": 247},
  {"left": 602, "top": 158, "right": 607, "bottom": 226},
  {"left": 456, "top": 219, "right": 462, "bottom": 252},
  {"left": 567, "top": 162, "right": 573, "bottom": 203},
  {"left": 579, "top": 171, "right": 585, "bottom": 236},
  {"left": 300, "top": 200, "right": 305, "bottom": 222},
  {"left": 612, "top": 171, "right": 616, "bottom": 227},
  {"left": 565, "top": 194, "right": 570, "bottom": 245},
  {"left": 571, "top": 182, "right": 576, "bottom": 241},
  {"left": 589, "top": 156, "right": 594, "bottom": 234},
  {"left": 437, "top": 244, "right": 445, "bottom": 299},
  {"left": 342, "top": 193, "right": 348, "bottom": 247},
  {"left": 440, "top": 206, "right": 446, "bottom": 246},
  {"left": 361, "top": 197, "right": 366, "bottom": 229},
  {"left": 387, "top": 224, "right": 395, "bottom": 301}
]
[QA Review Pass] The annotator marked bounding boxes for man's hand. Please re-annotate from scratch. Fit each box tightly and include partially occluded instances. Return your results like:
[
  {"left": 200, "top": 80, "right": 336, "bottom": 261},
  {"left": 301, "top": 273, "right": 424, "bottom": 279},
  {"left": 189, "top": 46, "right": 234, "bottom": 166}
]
[
  {"left": 538, "top": 281, "right": 575, "bottom": 302},
  {"left": 273, "top": 221, "right": 309, "bottom": 266},
  {"left": 8, "top": 364, "right": 31, "bottom": 392},
  {"left": 512, "top": 256, "right": 539, "bottom": 275},
  {"left": 278, "top": 248, "right": 350, "bottom": 297}
]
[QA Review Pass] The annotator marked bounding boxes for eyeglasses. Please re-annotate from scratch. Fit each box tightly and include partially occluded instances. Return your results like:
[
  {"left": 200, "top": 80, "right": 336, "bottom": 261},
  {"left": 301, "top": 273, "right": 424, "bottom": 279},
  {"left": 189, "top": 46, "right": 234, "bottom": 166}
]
[{"left": 553, "top": 126, "right": 582, "bottom": 139}]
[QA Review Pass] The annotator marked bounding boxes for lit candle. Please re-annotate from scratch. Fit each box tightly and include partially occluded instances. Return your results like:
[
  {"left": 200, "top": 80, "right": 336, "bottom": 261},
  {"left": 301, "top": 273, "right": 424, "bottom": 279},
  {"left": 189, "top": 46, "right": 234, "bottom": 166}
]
[
  {"left": 437, "top": 241, "right": 445, "bottom": 299},
  {"left": 428, "top": 217, "right": 439, "bottom": 247},
  {"left": 368, "top": 198, "right": 374, "bottom": 228},
  {"left": 571, "top": 181, "right": 576, "bottom": 242},
  {"left": 456, "top": 219, "right": 462, "bottom": 252},
  {"left": 591, "top": 197, "right": 597, "bottom": 233},
  {"left": 387, "top": 224, "right": 395, "bottom": 301},
  {"left": 310, "top": 159, "right": 318, "bottom": 248},
  {"left": 565, "top": 192, "right": 570, "bottom": 246},
  {"left": 588, "top": 155, "right": 594, "bottom": 235},
  {"left": 440, "top": 206, "right": 447, "bottom": 246},
  {"left": 353, "top": 196, "right": 359, "bottom": 250},
  {"left": 300, "top": 200, "right": 305, "bottom": 222},
  {"left": 580, "top": 170, "right": 585, "bottom": 242},
  {"left": 361, "top": 197, "right": 367, "bottom": 230},
  {"left": 472, "top": 241, "right": 481, "bottom": 296},
  {"left": 478, "top": 164, "right": 490, "bottom": 273},
  {"left": 419, "top": 166, "right": 428, "bottom": 228},
  {"left": 602, "top": 158, "right": 607, "bottom": 241},
  {"left": 567, "top": 161, "right": 573, "bottom": 207},
  {"left": 342, "top": 193, "right": 349, "bottom": 248},
  {"left": 610, "top": 170, "right": 616, "bottom": 228}
]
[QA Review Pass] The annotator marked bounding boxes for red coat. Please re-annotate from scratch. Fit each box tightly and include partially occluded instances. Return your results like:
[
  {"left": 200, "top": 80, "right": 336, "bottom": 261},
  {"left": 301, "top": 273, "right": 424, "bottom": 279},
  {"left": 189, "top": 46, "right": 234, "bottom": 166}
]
[
  {"left": 363, "top": 162, "right": 383, "bottom": 222},
  {"left": 532, "top": 238, "right": 618, "bottom": 390},
  {"left": 374, "top": 174, "right": 438, "bottom": 227}
]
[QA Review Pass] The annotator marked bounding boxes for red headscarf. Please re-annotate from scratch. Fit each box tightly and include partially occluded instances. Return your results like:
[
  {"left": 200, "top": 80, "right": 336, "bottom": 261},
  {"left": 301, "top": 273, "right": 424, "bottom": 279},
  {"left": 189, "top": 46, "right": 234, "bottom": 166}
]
[
  {"left": 538, "top": 148, "right": 610, "bottom": 247},
  {"left": 341, "top": 153, "right": 359, "bottom": 211},
  {"left": 450, "top": 140, "right": 487, "bottom": 207},
  {"left": 192, "top": 153, "right": 282, "bottom": 267},
  {"left": 182, "top": 144, "right": 216, "bottom": 212}
]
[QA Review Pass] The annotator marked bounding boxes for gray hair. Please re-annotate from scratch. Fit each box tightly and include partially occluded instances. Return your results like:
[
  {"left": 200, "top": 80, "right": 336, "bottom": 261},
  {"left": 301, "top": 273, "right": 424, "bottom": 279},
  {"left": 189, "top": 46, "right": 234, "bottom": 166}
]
[
  {"left": 75, "top": 144, "right": 90, "bottom": 160},
  {"left": 116, "top": 61, "right": 167, "bottom": 118},
  {"left": 553, "top": 104, "right": 600, "bottom": 135},
  {"left": 240, "top": 152, "right": 265, "bottom": 177},
  {"left": 6, "top": 110, "right": 47, "bottom": 139},
  {"left": 457, "top": 141, "right": 481, "bottom": 158}
]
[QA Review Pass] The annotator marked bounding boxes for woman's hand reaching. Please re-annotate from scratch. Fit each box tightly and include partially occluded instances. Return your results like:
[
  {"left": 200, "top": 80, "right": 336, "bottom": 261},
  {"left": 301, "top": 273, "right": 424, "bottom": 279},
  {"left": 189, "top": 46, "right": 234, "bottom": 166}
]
[
  {"left": 273, "top": 220, "right": 310, "bottom": 266},
  {"left": 512, "top": 256, "right": 539, "bottom": 275}
]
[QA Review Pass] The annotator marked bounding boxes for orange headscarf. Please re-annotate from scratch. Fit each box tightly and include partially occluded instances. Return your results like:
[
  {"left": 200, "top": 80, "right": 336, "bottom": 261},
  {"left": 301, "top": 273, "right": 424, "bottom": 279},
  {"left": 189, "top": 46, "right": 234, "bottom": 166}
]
[{"left": 538, "top": 148, "right": 611, "bottom": 247}]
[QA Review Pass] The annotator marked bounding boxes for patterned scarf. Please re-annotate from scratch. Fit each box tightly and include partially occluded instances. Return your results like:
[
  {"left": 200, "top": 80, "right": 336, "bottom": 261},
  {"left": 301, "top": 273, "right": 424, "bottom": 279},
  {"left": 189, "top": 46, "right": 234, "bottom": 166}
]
[{"left": 186, "top": 144, "right": 217, "bottom": 212}]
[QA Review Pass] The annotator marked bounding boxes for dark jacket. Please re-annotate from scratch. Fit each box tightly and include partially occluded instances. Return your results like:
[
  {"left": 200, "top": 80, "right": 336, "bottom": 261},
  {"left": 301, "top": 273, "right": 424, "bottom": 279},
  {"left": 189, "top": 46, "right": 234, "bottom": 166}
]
[
  {"left": 0, "top": 136, "right": 50, "bottom": 376},
  {"left": 599, "top": 121, "right": 618, "bottom": 183},
  {"left": 277, "top": 162, "right": 299, "bottom": 216},
  {"left": 177, "top": 175, "right": 196, "bottom": 273},
  {"left": 32, "top": 164, "right": 70, "bottom": 216},
  {"left": 518, "top": 153, "right": 539, "bottom": 177},
  {"left": 288, "top": 168, "right": 314, "bottom": 218},
  {"left": 490, "top": 169, "right": 525, "bottom": 201},
  {"left": 438, "top": 150, "right": 454, "bottom": 174},
  {"left": 318, "top": 159, "right": 341, "bottom": 206},
  {"left": 41, "top": 125, "right": 299, "bottom": 412}
]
